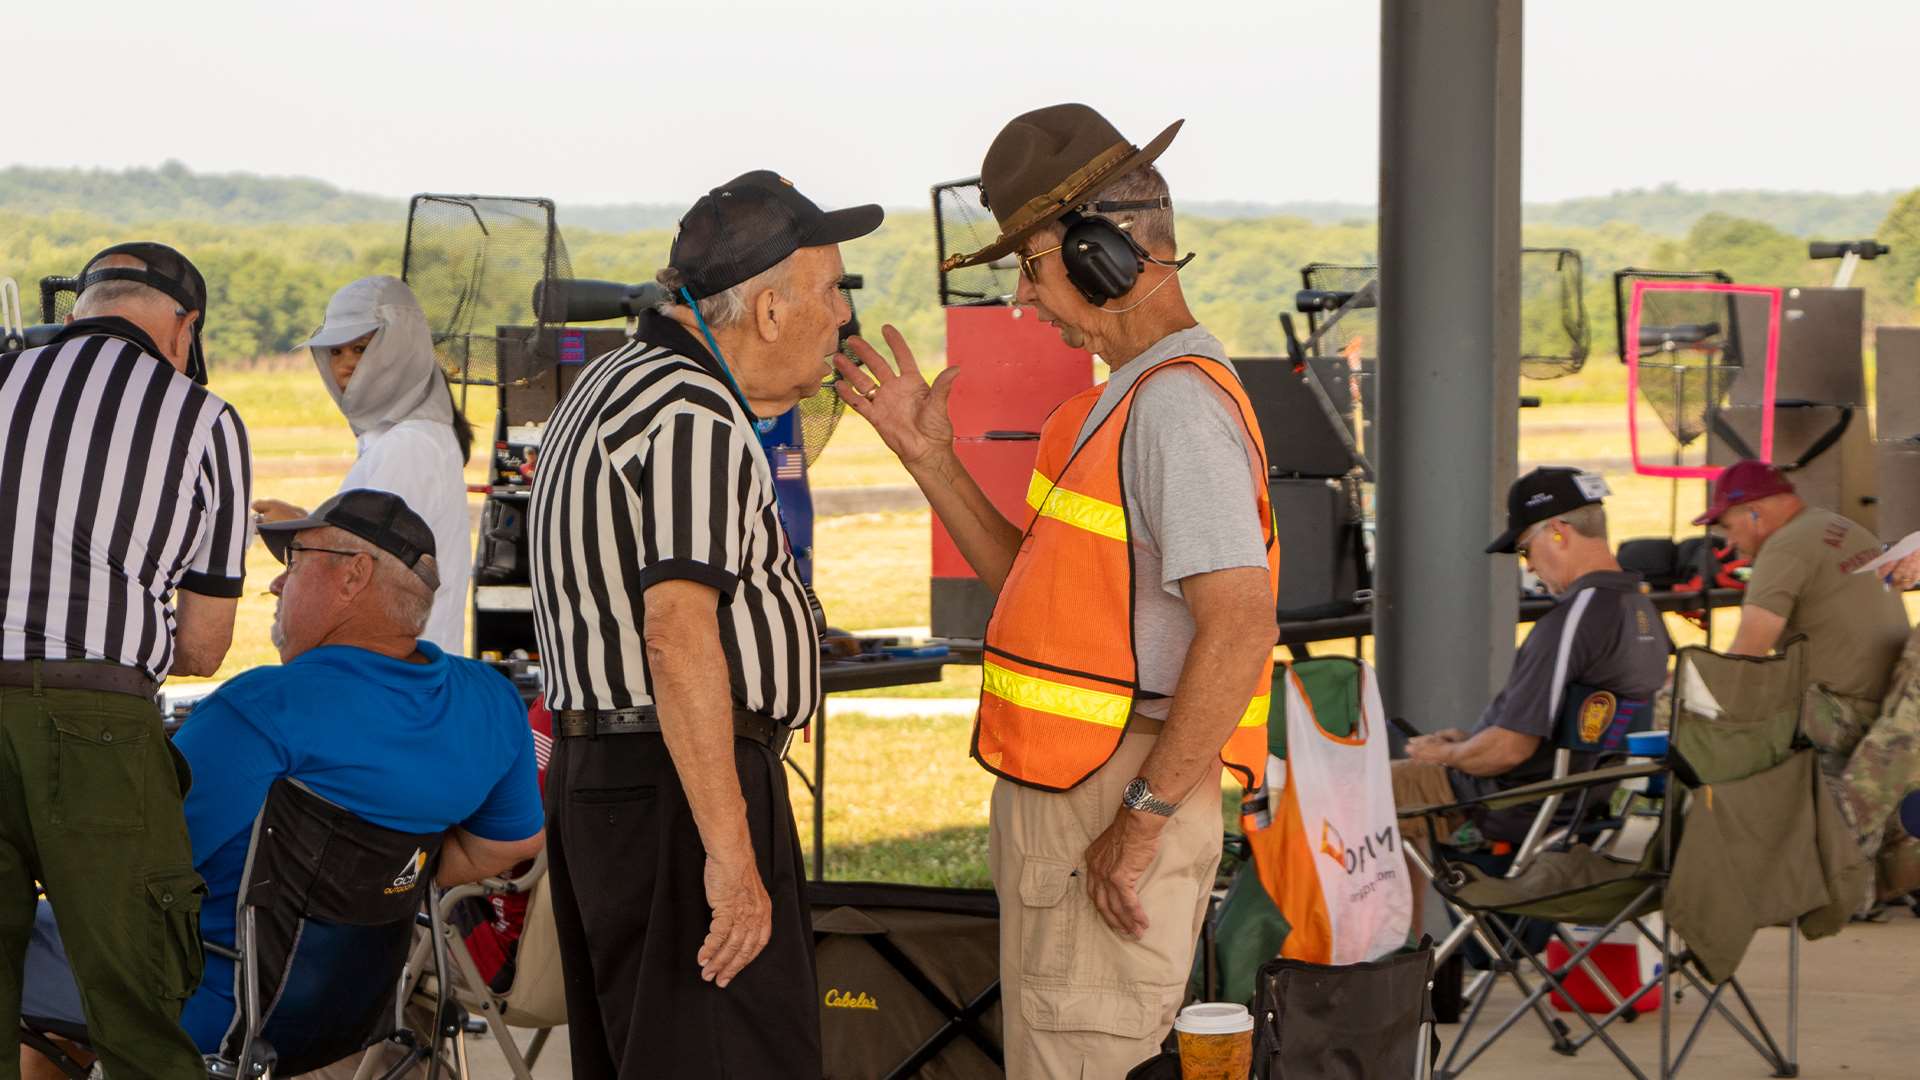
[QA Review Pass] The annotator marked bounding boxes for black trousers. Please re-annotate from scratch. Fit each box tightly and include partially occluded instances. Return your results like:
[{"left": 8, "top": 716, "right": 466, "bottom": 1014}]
[{"left": 546, "top": 729, "right": 822, "bottom": 1079}]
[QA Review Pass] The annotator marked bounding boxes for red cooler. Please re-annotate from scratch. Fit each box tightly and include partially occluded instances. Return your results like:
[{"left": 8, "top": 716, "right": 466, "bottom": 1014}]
[{"left": 1546, "top": 925, "right": 1662, "bottom": 1015}]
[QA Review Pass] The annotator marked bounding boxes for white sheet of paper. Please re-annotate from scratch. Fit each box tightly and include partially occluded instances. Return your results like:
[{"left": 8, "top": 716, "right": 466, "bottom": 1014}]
[{"left": 1853, "top": 531, "right": 1920, "bottom": 575}]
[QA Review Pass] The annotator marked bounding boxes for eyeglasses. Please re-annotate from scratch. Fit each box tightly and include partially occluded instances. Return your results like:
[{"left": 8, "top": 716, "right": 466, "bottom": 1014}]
[
  {"left": 285, "top": 542, "right": 362, "bottom": 569},
  {"left": 1017, "top": 244, "right": 1063, "bottom": 283},
  {"left": 1514, "top": 521, "right": 1550, "bottom": 561}
]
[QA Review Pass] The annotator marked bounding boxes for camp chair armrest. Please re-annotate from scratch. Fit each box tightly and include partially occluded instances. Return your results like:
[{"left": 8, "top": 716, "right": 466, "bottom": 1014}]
[
  {"left": 203, "top": 940, "right": 239, "bottom": 962},
  {"left": 1395, "top": 761, "right": 1664, "bottom": 819}
]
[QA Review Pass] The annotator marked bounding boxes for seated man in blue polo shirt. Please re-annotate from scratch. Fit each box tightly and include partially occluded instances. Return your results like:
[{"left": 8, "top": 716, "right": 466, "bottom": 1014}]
[{"left": 21, "top": 490, "right": 544, "bottom": 1075}]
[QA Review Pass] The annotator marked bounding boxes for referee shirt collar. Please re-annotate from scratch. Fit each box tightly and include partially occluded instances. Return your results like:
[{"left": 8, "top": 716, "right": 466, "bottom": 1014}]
[
  {"left": 50, "top": 316, "right": 171, "bottom": 367},
  {"left": 636, "top": 309, "right": 755, "bottom": 418}
]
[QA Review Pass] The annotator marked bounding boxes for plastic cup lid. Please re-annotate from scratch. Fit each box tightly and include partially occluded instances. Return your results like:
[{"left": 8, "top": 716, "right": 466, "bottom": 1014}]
[{"left": 1174, "top": 1002, "right": 1254, "bottom": 1034}]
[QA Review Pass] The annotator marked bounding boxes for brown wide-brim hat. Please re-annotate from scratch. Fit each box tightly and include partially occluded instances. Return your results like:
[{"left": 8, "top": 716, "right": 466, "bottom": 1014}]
[{"left": 942, "top": 103, "right": 1182, "bottom": 272}]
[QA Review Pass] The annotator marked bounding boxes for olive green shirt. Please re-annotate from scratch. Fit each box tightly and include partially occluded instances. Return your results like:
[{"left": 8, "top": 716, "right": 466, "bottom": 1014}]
[{"left": 1745, "top": 508, "right": 1909, "bottom": 702}]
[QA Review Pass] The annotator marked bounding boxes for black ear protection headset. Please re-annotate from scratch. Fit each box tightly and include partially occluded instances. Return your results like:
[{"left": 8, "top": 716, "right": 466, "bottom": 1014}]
[{"left": 1056, "top": 197, "right": 1195, "bottom": 306}]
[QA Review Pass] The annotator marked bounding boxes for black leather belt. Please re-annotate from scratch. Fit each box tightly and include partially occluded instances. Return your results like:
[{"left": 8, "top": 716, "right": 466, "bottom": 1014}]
[
  {"left": 555, "top": 706, "right": 794, "bottom": 756},
  {"left": 0, "top": 660, "right": 158, "bottom": 700}
]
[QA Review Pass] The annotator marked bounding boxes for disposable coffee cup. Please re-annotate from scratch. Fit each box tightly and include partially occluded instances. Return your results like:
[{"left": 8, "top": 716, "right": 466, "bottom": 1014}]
[{"left": 1174, "top": 1002, "right": 1254, "bottom": 1080}]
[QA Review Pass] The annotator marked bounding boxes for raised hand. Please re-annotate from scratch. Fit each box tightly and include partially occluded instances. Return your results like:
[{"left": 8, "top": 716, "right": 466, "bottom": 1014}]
[
  {"left": 251, "top": 498, "right": 308, "bottom": 525},
  {"left": 833, "top": 324, "right": 958, "bottom": 469}
]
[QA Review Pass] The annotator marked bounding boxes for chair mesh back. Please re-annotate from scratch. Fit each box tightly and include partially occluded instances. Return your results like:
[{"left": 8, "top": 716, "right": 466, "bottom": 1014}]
[{"left": 224, "top": 779, "right": 445, "bottom": 1073}]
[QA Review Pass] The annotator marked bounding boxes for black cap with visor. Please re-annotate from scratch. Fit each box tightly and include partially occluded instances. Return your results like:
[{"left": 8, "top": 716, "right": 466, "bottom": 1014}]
[
  {"left": 668, "top": 171, "right": 883, "bottom": 301},
  {"left": 257, "top": 489, "right": 441, "bottom": 592},
  {"left": 1486, "top": 467, "right": 1611, "bottom": 555},
  {"left": 76, "top": 242, "right": 211, "bottom": 384}
]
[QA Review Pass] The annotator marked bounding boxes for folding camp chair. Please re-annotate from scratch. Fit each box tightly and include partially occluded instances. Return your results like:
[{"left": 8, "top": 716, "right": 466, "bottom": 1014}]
[
  {"left": 403, "top": 850, "right": 566, "bottom": 1080},
  {"left": 1395, "top": 681, "right": 1668, "bottom": 1076},
  {"left": 808, "top": 881, "right": 1003, "bottom": 1079},
  {"left": 1405, "top": 640, "right": 1865, "bottom": 1079},
  {"left": 1251, "top": 943, "right": 1438, "bottom": 1080},
  {"left": 20, "top": 778, "right": 458, "bottom": 1079}
]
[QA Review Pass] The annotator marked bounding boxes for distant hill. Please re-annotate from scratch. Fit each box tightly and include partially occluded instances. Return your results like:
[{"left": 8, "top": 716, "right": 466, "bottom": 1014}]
[
  {"left": 0, "top": 161, "right": 404, "bottom": 225},
  {"left": 1522, "top": 183, "right": 1901, "bottom": 239},
  {"left": 0, "top": 163, "right": 1904, "bottom": 240}
]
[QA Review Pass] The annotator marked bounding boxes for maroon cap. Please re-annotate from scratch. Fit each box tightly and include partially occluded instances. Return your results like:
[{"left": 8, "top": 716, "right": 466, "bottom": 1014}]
[{"left": 1692, "top": 459, "right": 1795, "bottom": 526}]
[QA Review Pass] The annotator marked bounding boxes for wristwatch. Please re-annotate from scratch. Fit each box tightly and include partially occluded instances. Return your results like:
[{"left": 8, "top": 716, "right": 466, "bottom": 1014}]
[{"left": 1121, "top": 777, "right": 1178, "bottom": 817}]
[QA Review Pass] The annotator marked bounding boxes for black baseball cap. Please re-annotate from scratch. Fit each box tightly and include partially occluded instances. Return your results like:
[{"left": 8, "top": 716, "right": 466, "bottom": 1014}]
[
  {"left": 77, "top": 242, "right": 211, "bottom": 384},
  {"left": 668, "top": 170, "right": 883, "bottom": 300},
  {"left": 1486, "top": 467, "right": 1612, "bottom": 554},
  {"left": 258, "top": 489, "right": 441, "bottom": 591}
]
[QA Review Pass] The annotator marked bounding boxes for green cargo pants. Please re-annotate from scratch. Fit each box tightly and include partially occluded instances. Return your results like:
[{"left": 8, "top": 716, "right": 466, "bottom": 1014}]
[{"left": 0, "top": 676, "right": 207, "bottom": 1080}]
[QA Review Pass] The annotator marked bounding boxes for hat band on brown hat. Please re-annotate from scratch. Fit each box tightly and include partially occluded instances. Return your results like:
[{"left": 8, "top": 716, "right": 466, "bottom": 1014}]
[
  {"left": 941, "top": 141, "right": 1136, "bottom": 273},
  {"left": 944, "top": 110, "right": 1183, "bottom": 273}
]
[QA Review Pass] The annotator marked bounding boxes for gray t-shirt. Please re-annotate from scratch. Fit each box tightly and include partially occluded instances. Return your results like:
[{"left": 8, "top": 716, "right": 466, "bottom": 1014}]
[{"left": 1074, "top": 326, "right": 1270, "bottom": 720}]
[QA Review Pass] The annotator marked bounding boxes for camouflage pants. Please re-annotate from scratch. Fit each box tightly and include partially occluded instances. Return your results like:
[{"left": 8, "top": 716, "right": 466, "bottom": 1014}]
[{"left": 1808, "top": 645, "right": 1920, "bottom": 900}]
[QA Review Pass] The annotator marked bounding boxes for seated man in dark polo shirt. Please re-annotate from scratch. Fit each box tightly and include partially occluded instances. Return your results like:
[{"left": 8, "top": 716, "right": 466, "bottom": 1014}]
[{"left": 1392, "top": 468, "right": 1672, "bottom": 922}]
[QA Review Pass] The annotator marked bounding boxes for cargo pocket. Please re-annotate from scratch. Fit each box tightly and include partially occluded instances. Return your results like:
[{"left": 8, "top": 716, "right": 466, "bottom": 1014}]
[
  {"left": 1016, "top": 858, "right": 1078, "bottom": 983},
  {"left": 50, "top": 706, "right": 156, "bottom": 833},
  {"left": 145, "top": 867, "right": 207, "bottom": 1003},
  {"left": 1016, "top": 857, "right": 1167, "bottom": 1041}
]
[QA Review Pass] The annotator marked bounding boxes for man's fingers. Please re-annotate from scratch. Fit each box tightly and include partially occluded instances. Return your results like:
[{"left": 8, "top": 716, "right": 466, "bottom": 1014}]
[
  {"left": 928, "top": 365, "right": 961, "bottom": 408},
  {"left": 1117, "top": 885, "right": 1151, "bottom": 938},
  {"left": 881, "top": 324, "right": 925, "bottom": 385},
  {"left": 715, "top": 908, "right": 773, "bottom": 988},
  {"left": 844, "top": 335, "right": 898, "bottom": 384},
  {"left": 704, "top": 913, "right": 750, "bottom": 984}
]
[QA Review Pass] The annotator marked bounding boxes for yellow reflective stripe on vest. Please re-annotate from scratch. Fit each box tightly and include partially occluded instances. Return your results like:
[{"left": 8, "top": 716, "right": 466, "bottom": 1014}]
[
  {"left": 1022, "top": 471, "right": 1127, "bottom": 543},
  {"left": 984, "top": 661, "right": 1269, "bottom": 733},
  {"left": 1240, "top": 692, "right": 1271, "bottom": 727},
  {"left": 983, "top": 660, "right": 1132, "bottom": 729}
]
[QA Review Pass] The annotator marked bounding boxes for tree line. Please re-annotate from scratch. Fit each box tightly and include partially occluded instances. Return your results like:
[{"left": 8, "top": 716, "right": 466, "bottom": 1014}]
[{"left": 6, "top": 195, "right": 1920, "bottom": 375}]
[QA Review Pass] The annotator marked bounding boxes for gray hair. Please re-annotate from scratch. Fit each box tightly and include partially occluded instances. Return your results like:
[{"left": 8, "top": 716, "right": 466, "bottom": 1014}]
[
  {"left": 1089, "top": 164, "right": 1176, "bottom": 254},
  {"left": 1561, "top": 504, "right": 1609, "bottom": 542},
  {"left": 315, "top": 526, "right": 435, "bottom": 636},
  {"left": 1022, "top": 165, "right": 1178, "bottom": 258},
  {"left": 71, "top": 256, "right": 179, "bottom": 320},
  {"left": 654, "top": 257, "right": 794, "bottom": 330}
]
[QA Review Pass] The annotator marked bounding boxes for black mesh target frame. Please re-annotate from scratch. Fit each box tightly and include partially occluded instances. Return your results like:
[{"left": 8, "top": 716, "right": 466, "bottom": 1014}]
[
  {"left": 401, "top": 194, "right": 573, "bottom": 391},
  {"left": 934, "top": 177, "right": 1016, "bottom": 307}
]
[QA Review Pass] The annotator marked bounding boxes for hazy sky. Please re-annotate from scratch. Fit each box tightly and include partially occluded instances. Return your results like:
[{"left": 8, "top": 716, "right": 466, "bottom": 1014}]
[{"left": 17, "top": 1, "right": 1919, "bottom": 209}]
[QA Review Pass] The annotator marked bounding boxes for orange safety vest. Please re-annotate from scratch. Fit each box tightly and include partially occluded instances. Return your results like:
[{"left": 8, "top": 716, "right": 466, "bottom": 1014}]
[{"left": 973, "top": 354, "right": 1280, "bottom": 793}]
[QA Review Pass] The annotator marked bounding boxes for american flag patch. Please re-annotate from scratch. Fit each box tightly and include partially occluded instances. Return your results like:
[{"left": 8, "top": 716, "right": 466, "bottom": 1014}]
[{"left": 774, "top": 448, "right": 805, "bottom": 481}]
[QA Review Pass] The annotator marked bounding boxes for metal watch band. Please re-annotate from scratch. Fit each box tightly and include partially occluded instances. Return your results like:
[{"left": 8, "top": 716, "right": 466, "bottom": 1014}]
[{"left": 1123, "top": 778, "right": 1178, "bottom": 817}]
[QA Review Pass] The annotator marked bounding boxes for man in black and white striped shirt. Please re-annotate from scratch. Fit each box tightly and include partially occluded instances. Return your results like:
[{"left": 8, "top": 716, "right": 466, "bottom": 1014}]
[
  {"left": 530, "top": 171, "right": 878, "bottom": 1079},
  {"left": 1, "top": 242, "right": 251, "bottom": 1077}
]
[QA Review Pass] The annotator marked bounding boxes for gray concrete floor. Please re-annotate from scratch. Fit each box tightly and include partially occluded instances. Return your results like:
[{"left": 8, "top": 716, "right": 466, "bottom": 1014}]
[{"left": 456, "top": 914, "right": 1920, "bottom": 1079}]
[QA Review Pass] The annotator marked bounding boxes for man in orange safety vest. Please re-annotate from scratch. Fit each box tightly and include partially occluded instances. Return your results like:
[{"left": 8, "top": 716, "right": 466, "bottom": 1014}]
[{"left": 834, "top": 103, "right": 1280, "bottom": 1079}]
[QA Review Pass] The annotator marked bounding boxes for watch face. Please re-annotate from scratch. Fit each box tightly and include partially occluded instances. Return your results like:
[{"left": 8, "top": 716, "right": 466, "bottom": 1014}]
[{"left": 1123, "top": 778, "right": 1148, "bottom": 805}]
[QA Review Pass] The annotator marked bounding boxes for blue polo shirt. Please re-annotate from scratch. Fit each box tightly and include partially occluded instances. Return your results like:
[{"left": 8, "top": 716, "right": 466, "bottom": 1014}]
[{"left": 170, "top": 641, "right": 542, "bottom": 1050}]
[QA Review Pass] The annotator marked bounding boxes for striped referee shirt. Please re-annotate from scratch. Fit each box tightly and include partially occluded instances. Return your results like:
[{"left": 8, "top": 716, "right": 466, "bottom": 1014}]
[
  {"left": 0, "top": 318, "right": 252, "bottom": 682},
  {"left": 529, "top": 311, "right": 820, "bottom": 725}
]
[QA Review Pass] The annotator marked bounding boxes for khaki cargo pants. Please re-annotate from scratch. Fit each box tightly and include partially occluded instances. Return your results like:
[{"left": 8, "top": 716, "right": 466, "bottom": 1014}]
[
  {"left": 0, "top": 677, "right": 206, "bottom": 1080},
  {"left": 989, "top": 728, "right": 1221, "bottom": 1080}
]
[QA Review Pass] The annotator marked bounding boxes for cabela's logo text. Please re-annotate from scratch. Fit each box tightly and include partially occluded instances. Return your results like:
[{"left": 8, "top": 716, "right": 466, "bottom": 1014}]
[{"left": 824, "top": 988, "right": 878, "bottom": 1010}]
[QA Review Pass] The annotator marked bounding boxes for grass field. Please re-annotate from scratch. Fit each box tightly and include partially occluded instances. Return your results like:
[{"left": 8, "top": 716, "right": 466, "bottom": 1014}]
[{"left": 188, "top": 355, "right": 1918, "bottom": 888}]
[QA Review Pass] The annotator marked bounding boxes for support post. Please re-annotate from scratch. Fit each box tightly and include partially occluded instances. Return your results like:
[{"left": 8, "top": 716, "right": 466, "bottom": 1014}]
[{"left": 1375, "top": 0, "right": 1524, "bottom": 725}]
